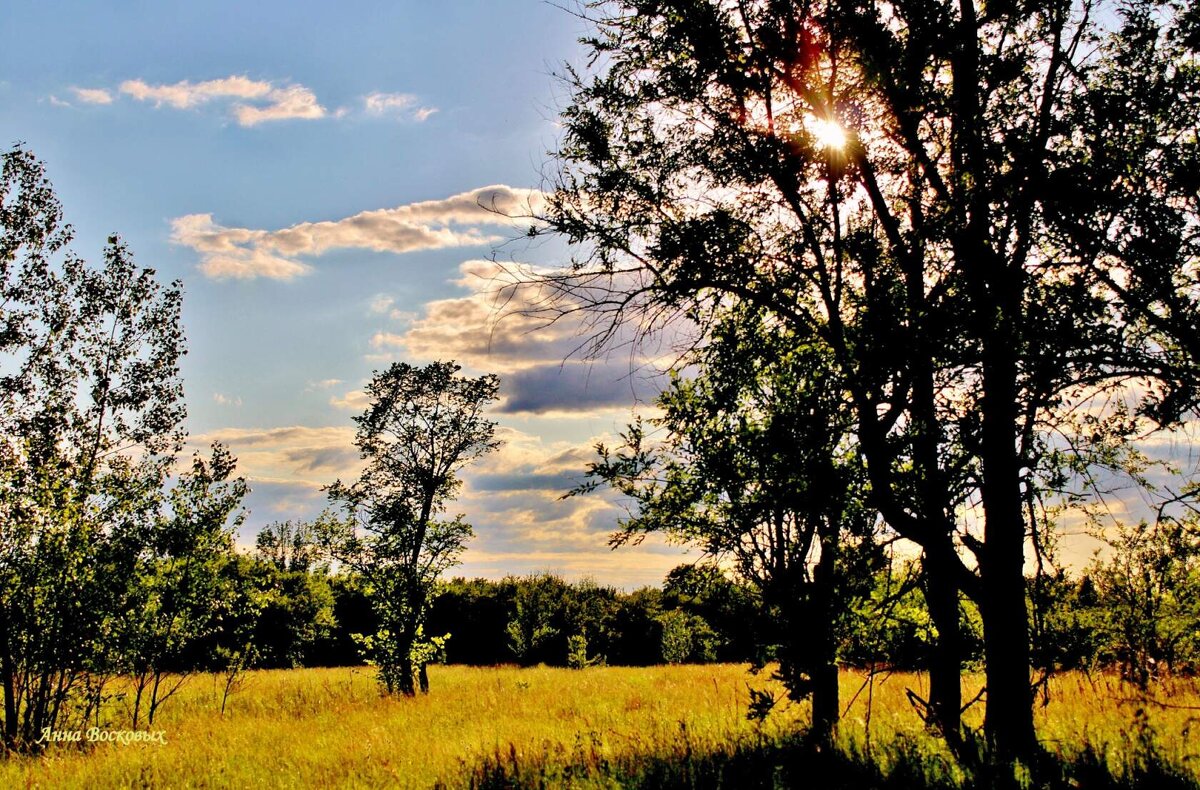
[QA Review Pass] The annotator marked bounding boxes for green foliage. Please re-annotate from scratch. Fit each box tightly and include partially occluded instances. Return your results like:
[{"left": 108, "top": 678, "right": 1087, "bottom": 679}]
[
  {"left": 506, "top": 573, "right": 565, "bottom": 665},
  {"left": 566, "top": 633, "right": 602, "bottom": 670},
  {"left": 1089, "top": 518, "right": 1200, "bottom": 687},
  {"left": 0, "top": 146, "right": 188, "bottom": 751},
  {"left": 321, "top": 361, "right": 500, "bottom": 695},
  {"left": 657, "top": 609, "right": 719, "bottom": 664},
  {"left": 119, "top": 443, "right": 248, "bottom": 727}
]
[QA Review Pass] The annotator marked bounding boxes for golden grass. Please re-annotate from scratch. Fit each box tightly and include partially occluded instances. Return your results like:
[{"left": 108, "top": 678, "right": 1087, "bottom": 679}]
[{"left": 0, "top": 665, "right": 1195, "bottom": 788}]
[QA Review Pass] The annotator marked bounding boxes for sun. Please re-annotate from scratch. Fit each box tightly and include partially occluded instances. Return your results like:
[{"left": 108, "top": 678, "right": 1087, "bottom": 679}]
[{"left": 807, "top": 117, "right": 847, "bottom": 151}]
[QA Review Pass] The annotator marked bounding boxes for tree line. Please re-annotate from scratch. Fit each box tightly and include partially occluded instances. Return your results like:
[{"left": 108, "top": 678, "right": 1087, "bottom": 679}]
[{"left": 28, "top": 525, "right": 1192, "bottom": 684}]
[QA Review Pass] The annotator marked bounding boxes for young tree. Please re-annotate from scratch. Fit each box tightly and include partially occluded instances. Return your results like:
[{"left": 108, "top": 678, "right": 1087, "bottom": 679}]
[
  {"left": 255, "top": 519, "right": 320, "bottom": 573},
  {"left": 321, "top": 361, "right": 500, "bottom": 695},
  {"left": 576, "top": 313, "right": 881, "bottom": 741},
  {"left": 1090, "top": 517, "right": 1200, "bottom": 688},
  {"left": 0, "top": 146, "right": 186, "bottom": 751},
  {"left": 119, "top": 443, "right": 247, "bottom": 728}
]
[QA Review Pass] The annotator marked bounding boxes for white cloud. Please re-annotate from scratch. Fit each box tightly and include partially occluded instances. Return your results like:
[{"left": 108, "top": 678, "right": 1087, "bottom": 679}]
[
  {"left": 48, "top": 95, "right": 71, "bottom": 108},
  {"left": 213, "top": 392, "right": 243, "bottom": 407},
  {"left": 120, "top": 76, "right": 271, "bottom": 108},
  {"left": 119, "top": 75, "right": 325, "bottom": 126},
  {"left": 363, "top": 91, "right": 436, "bottom": 122},
  {"left": 172, "top": 186, "right": 545, "bottom": 281},
  {"left": 190, "top": 421, "right": 690, "bottom": 586},
  {"left": 233, "top": 84, "right": 325, "bottom": 126},
  {"left": 307, "top": 378, "right": 343, "bottom": 390},
  {"left": 330, "top": 390, "right": 370, "bottom": 411},
  {"left": 71, "top": 87, "right": 113, "bottom": 105},
  {"left": 364, "top": 91, "right": 415, "bottom": 113}
]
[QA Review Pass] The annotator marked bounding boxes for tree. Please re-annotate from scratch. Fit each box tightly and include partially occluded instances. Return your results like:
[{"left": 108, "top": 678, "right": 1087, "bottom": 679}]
[
  {"left": 1089, "top": 517, "right": 1200, "bottom": 688},
  {"left": 575, "top": 311, "right": 880, "bottom": 741},
  {"left": 119, "top": 443, "right": 247, "bottom": 728},
  {"left": 0, "top": 146, "right": 187, "bottom": 751},
  {"left": 321, "top": 361, "right": 500, "bottom": 695},
  {"left": 255, "top": 519, "right": 320, "bottom": 573},
  {"left": 532, "top": 0, "right": 1198, "bottom": 765},
  {"left": 506, "top": 573, "right": 567, "bottom": 665}
]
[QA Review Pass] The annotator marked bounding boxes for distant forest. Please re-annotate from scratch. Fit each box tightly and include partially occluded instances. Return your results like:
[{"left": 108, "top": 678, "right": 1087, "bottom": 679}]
[{"left": 185, "top": 521, "right": 1182, "bottom": 682}]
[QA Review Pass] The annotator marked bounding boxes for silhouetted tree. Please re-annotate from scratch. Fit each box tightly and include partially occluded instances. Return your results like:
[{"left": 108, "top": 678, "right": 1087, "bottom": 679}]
[{"left": 533, "top": 0, "right": 1199, "bottom": 766}]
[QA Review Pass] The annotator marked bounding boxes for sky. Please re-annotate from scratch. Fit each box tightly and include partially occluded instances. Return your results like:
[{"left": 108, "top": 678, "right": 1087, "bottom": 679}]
[{"left": 0, "top": 0, "right": 696, "bottom": 588}]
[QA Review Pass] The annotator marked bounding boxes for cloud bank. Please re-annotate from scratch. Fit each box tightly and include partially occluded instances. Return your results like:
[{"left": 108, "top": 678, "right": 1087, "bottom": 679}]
[
  {"left": 119, "top": 76, "right": 326, "bottom": 126},
  {"left": 172, "top": 187, "right": 544, "bottom": 280}
]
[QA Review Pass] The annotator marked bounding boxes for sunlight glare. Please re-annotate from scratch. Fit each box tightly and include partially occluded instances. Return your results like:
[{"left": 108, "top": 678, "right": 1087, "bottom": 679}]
[{"left": 808, "top": 117, "right": 847, "bottom": 151}]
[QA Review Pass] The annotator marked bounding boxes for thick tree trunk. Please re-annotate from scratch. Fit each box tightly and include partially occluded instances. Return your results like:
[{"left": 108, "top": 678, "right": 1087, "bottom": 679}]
[
  {"left": 923, "top": 540, "right": 964, "bottom": 749},
  {"left": 811, "top": 662, "right": 839, "bottom": 744},
  {"left": 395, "top": 653, "right": 416, "bottom": 697},
  {"left": 978, "top": 318, "right": 1038, "bottom": 764},
  {"left": 418, "top": 662, "right": 429, "bottom": 694}
]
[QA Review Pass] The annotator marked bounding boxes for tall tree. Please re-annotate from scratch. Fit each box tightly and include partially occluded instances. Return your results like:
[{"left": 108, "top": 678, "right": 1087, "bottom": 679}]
[
  {"left": 321, "top": 361, "right": 500, "bottom": 695},
  {"left": 532, "top": 0, "right": 1197, "bottom": 766},
  {"left": 0, "top": 146, "right": 187, "bottom": 751}
]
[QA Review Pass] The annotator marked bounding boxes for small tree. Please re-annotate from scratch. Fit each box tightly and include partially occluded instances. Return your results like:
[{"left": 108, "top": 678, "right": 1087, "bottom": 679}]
[
  {"left": 254, "top": 520, "right": 319, "bottom": 573},
  {"left": 321, "top": 361, "right": 500, "bottom": 695},
  {"left": 506, "top": 573, "right": 567, "bottom": 665},
  {"left": 1090, "top": 517, "right": 1200, "bottom": 688},
  {"left": 575, "top": 314, "right": 880, "bottom": 741},
  {"left": 121, "top": 443, "right": 247, "bottom": 728}
]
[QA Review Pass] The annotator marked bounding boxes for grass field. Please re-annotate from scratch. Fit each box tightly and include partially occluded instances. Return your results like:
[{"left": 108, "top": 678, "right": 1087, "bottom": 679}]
[{"left": 1, "top": 665, "right": 1197, "bottom": 788}]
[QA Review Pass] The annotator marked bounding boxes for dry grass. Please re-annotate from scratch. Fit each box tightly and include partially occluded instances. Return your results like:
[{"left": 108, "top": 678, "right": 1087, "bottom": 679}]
[{"left": 0, "top": 665, "right": 1196, "bottom": 788}]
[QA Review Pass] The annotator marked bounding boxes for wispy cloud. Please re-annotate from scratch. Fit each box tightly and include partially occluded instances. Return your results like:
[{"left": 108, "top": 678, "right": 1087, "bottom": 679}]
[
  {"left": 329, "top": 390, "right": 370, "bottom": 411},
  {"left": 368, "top": 294, "right": 396, "bottom": 315},
  {"left": 119, "top": 75, "right": 325, "bottom": 126},
  {"left": 364, "top": 91, "right": 437, "bottom": 122},
  {"left": 364, "top": 91, "right": 415, "bottom": 113},
  {"left": 234, "top": 84, "right": 325, "bottom": 126},
  {"left": 187, "top": 425, "right": 360, "bottom": 486},
  {"left": 120, "top": 76, "right": 272, "bottom": 108},
  {"left": 71, "top": 87, "right": 113, "bottom": 105},
  {"left": 172, "top": 186, "right": 544, "bottom": 281},
  {"left": 213, "top": 392, "right": 243, "bottom": 407}
]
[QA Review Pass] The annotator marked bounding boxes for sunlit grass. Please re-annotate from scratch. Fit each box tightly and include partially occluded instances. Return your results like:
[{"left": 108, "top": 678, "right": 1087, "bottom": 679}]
[{"left": 1, "top": 665, "right": 1196, "bottom": 788}]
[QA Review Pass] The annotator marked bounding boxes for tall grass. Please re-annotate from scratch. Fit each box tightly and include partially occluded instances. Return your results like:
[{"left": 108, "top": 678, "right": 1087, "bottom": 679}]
[{"left": 0, "top": 665, "right": 1196, "bottom": 788}]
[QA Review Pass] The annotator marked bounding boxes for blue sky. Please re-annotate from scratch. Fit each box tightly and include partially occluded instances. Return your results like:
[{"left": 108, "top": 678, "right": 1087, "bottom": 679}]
[{"left": 0, "top": 0, "right": 693, "bottom": 587}]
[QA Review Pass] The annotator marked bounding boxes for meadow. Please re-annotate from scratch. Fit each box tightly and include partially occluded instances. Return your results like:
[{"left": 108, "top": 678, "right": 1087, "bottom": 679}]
[{"left": 1, "top": 665, "right": 1197, "bottom": 789}]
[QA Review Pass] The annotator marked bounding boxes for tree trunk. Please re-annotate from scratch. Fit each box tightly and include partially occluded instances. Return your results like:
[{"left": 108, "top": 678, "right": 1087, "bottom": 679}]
[
  {"left": 0, "top": 613, "right": 16, "bottom": 751},
  {"left": 396, "top": 653, "right": 416, "bottom": 697},
  {"left": 809, "top": 529, "right": 840, "bottom": 744},
  {"left": 977, "top": 310, "right": 1038, "bottom": 765},
  {"left": 418, "top": 662, "right": 429, "bottom": 694},
  {"left": 923, "top": 539, "right": 965, "bottom": 751}
]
